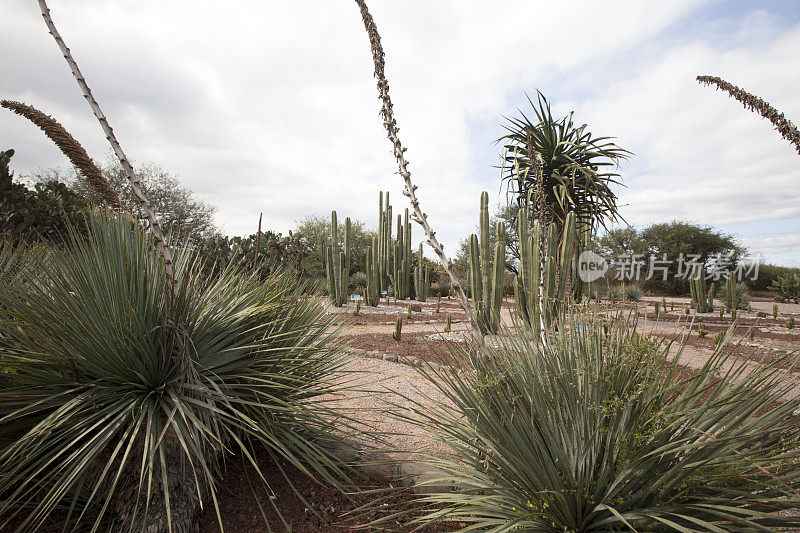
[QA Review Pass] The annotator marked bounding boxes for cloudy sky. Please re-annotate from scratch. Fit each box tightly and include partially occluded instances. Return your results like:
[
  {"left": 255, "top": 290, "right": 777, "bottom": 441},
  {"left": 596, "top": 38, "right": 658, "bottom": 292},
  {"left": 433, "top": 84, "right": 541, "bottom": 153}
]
[{"left": 3, "top": 0, "right": 799, "bottom": 265}]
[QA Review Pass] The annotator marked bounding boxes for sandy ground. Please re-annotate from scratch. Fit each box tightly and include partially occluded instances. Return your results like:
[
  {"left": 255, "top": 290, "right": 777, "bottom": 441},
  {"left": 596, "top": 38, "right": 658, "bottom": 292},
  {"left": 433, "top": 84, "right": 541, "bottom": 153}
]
[{"left": 326, "top": 295, "right": 800, "bottom": 463}]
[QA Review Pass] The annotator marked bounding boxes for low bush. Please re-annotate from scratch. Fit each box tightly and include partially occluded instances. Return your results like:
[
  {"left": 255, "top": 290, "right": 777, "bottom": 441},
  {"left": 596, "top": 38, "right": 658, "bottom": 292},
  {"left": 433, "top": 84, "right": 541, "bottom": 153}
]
[
  {"left": 623, "top": 284, "right": 643, "bottom": 302},
  {"left": 0, "top": 213, "right": 357, "bottom": 531},
  {"left": 402, "top": 315, "right": 800, "bottom": 531}
]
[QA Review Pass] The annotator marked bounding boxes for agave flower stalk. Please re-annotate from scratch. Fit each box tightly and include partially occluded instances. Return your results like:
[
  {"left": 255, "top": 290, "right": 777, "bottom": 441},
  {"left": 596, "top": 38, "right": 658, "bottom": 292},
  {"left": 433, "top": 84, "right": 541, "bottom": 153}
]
[
  {"left": 353, "top": 0, "right": 483, "bottom": 341},
  {"left": 37, "top": 0, "right": 173, "bottom": 287},
  {"left": 697, "top": 75, "right": 800, "bottom": 155},
  {"left": 1, "top": 100, "right": 120, "bottom": 208}
]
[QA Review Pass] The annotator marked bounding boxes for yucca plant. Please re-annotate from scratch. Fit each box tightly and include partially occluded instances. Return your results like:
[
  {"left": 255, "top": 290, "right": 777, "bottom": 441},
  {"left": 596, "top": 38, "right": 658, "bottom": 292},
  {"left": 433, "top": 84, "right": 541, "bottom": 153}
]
[
  {"left": 399, "top": 313, "right": 800, "bottom": 531},
  {"left": 0, "top": 213, "right": 357, "bottom": 532}
]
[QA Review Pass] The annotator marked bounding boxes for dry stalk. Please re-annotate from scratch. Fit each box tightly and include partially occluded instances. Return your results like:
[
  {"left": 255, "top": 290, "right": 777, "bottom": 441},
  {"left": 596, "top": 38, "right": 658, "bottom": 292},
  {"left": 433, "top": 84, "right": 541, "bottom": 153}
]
[
  {"left": 697, "top": 75, "right": 800, "bottom": 155},
  {"left": 37, "top": 0, "right": 174, "bottom": 288},
  {"left": 353, "top": 0, "right": 483, "bottom": 342},
  {"left": 1, "top": 99, "right": 121, "bottom": 208}
]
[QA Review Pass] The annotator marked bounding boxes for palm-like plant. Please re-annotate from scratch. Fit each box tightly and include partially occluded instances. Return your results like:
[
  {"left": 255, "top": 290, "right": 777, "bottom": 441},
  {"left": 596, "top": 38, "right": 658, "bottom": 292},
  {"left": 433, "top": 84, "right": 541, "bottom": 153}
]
[
  {"left": 499, "top": 92, "right": 630, "bottom": 234},
  {"left": 403, "top": 316, "right": 800, "bottom": 531},
  {"left": 0, "top": 213, "right": 357, "bottom": 532}
]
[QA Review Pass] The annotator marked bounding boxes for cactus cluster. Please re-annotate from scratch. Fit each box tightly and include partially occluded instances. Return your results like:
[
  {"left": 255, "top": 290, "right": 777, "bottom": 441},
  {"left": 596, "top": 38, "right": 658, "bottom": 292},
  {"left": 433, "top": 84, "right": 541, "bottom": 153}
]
[
  {"left": 393, "top": 207, "right": 412, "bottom": 300},
  {"left": 414, "top": 243, "right": 429, "bottom": 302},
  {"left": 689, "top": 264, "right": 713, "bottom": 313},
  {"left": 324, "top": 211, "right": 351, "bottom": 307},
  {"left": 376, "top": 191, "right": 393, "bottom": 294},
  {"left": 365, "top": 235, "right": 381, "bottom": 306},
  {"left": 468, "top": 192, "right": 506, "bottom": 334},
  {"left": 513, "top": 206, "right": 578, "bottom": 336}
]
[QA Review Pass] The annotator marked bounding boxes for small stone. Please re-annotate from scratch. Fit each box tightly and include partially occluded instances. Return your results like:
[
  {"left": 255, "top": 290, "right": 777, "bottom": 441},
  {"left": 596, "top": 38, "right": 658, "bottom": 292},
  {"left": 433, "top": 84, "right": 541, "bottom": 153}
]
[
  {"left": 383, "top": 353, "right": 398, "bottom": 362},
  {"left": 410, "top": 304, "right": 422, "bottom": 312}
]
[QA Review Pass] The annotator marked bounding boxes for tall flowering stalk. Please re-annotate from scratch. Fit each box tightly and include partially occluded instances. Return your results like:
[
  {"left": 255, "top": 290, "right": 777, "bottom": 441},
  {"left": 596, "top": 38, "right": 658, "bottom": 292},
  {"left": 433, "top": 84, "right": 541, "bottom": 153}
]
[
  {"left": 37, "top": 0, "right": 174, "bottom": 287},
  {"left": 1, "top": 99, "right": 121, "bottom": 208},
  {"left": 697, "top": 75, "right": 800, "bottom": 155},
  {"left": 353, "top": 0, "right": 483, "bottom": 339}
]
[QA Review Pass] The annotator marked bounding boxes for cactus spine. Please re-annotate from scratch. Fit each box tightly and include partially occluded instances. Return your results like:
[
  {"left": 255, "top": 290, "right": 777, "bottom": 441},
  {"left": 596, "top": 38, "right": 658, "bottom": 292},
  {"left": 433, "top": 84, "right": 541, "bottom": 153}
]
[
  {"left": 324, "top": 211, "right": 351, "bottom": 306},
  {"left": 414, "top": 242, "right": 429, "bottom": 301}
]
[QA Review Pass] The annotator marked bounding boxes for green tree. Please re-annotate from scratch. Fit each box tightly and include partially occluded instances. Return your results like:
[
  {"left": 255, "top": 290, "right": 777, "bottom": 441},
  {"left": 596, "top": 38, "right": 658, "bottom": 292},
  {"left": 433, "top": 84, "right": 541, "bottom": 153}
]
[
  {"left": 598, "top": 221, "right": 745, "bottom": 295},
  {"left": 499, "top": 91, "right": 630, "bottom": 234},
  {"left": 294, "top": 214, "right": 375, "bottom": 281},
  {"left": 54, "top": 160, "right": 219, "bottom": 243}
]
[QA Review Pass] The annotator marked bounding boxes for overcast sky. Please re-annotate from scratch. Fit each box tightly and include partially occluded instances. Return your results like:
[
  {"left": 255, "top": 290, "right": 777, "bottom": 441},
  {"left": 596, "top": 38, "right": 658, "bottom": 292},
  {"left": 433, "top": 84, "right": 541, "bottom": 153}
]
[{"left": 3, "top": 0, "right": 799, "bottom": 266}]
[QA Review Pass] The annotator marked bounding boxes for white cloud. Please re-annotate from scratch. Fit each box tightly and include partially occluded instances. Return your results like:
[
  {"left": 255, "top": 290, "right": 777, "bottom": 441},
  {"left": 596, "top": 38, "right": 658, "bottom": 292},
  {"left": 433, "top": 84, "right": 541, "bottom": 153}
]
[{"left": 2, "top": 0, "right": 798, "bottom": 265}]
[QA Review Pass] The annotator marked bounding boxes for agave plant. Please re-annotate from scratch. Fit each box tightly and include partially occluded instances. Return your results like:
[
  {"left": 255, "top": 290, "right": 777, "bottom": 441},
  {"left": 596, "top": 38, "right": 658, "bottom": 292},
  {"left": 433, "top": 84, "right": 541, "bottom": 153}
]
[
  {"left": 0, "top": 213, "right": 357, "bottom": 532},
  {"left": 401, "top": 314, "right": 800, "bottom": 531},
  {"left": 499, "top": 91, "right": 630, "bottom": 234}
]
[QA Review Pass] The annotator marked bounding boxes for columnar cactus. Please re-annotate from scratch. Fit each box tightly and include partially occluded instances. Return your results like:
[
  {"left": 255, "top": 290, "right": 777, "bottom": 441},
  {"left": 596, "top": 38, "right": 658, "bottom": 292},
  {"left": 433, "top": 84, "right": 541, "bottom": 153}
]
[
  {"left": 467, "top": 192, "right": 506, "bottom": 334},
  {"left": 393, "top": 316, "right": 403, "bottom": 340},
  {"left": 377, "top": 191, "right": 392, "bottom": 293},
  {"left": 324, "top": 211, "right": 351, "bottom": 306},
  {"left": 773, "top": 303, "right": 779, "bottom": 319},
  {"left": 393, "top": 208, "right": 412, "bottom": 300},
  {"left": 365, "top": 236, "right": 380, "bottom": 306},
  {"left": 724, "top": 274, "right": 736, "bottom": 313},
  {"left": 414, "top": 242, "right": 429, "bottom": 302},
  {"left": 444, "top": 312, "right": 452, "bottom": 333},
  {"left": 513, "top": 207, "right": 577, "bottom": 336},
  {"left": 689, "top": 265, "right": 712, "bottom": 313}
]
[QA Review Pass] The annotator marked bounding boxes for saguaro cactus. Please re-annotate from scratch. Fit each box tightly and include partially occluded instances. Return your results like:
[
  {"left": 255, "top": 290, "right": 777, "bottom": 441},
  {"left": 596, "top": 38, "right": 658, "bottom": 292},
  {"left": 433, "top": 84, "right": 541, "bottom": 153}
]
[
  {"left": 468, "top": 192, "right": 506, "bottom": 334},
  {"left": 324, "top": 211, "right": 351, "bottom": 306},
  {"left": 414, "top": 242, "right": 429, "bottom": 302}
]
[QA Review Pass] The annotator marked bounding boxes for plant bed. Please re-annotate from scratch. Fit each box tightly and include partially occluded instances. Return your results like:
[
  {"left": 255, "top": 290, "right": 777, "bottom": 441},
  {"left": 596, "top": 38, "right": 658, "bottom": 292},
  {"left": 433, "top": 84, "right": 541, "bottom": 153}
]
[
  {"left": 343, "top": 332, "right": 466, "bottom": 367},
  {"left": 196, "top": 451, "right": 457, "bottom": 532}
]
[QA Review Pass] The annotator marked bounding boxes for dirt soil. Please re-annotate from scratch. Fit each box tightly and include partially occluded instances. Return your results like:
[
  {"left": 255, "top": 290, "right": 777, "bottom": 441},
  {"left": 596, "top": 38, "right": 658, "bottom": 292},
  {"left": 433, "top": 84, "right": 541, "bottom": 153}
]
[{"left": 196, "top": 450, "right": 457, "bottom": 532}]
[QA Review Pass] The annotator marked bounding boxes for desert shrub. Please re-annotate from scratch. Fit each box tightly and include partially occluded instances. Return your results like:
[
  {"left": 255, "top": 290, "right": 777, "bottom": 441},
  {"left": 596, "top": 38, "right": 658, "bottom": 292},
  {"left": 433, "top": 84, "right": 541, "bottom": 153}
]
[
  {"left": 430, "top": 282, "right": 452, "bottom": 298},
  {"left": 768, "top": 273, "right": 800, "bottom": 303},
  {"left": 349, "top": 270, "right": 367, "bottom": 292},
  {"left": 0, "top": 213, "right": 356, "bottom": 531},
  {"left": 0, "top": 149, "right": 88, "bottom": 244},
  {"left": 729, "top": 281, "right": 751, "bottom": 310},
  {"left": 402, "top": 315, "right": 800, "bottom": 531},
  {"left": 623, "top": 284, "right": 642, "bottom": 302}
]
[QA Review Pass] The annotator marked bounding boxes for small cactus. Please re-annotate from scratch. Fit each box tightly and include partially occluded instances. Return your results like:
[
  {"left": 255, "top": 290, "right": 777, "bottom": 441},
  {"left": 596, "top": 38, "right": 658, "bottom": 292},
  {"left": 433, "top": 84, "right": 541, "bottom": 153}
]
[
  {"left": 719, "top": 307, "right": 724, "bottom": 319},
  {"left": 671, "top": 301, "right": 674, "bottom": 311},
  {"left": 392, "top": 316, "right": 402, "bottom": 341},
  {"left": 662, "top": 297, "right": 668, "bottom": 313},
  {"left": 352, "top": 299, "right": 361, "bottom": 316},
  {"left": 654, "top": 302, "right": 660, "bottom": 317},
  {"left": 712, "top": 332, "right": 723, "bottom": 345},
  {"left": 773, "top": 303, "right": 779, "bottom": 319},
  {"left": 444, "top": 313, "right": 452, "bottom": 333},
  {"left": 435, "top": 295, "right": 441, "bottom": 313},
  {"left": 788, "top": 317, "right": 795, "bottom": 329},
  {"left": 407, "top": 303, "right": 412, "bottom": 318}
]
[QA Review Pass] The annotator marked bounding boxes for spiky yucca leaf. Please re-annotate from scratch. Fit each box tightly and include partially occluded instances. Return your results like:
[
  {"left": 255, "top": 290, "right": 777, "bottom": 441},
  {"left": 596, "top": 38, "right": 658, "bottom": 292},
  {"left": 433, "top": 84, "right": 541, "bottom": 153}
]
[
  {"left": 697, "top": 75, "right": 800, "bottom": 155},
  {"left": 0, "top": 213, "right": 358, "bottom": 532},
  {"left": 1, "top": 100, "right": 120, "bottom": 208},
  {"left": 400, "top": 315, "right": 800, "bottom": 531}
]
